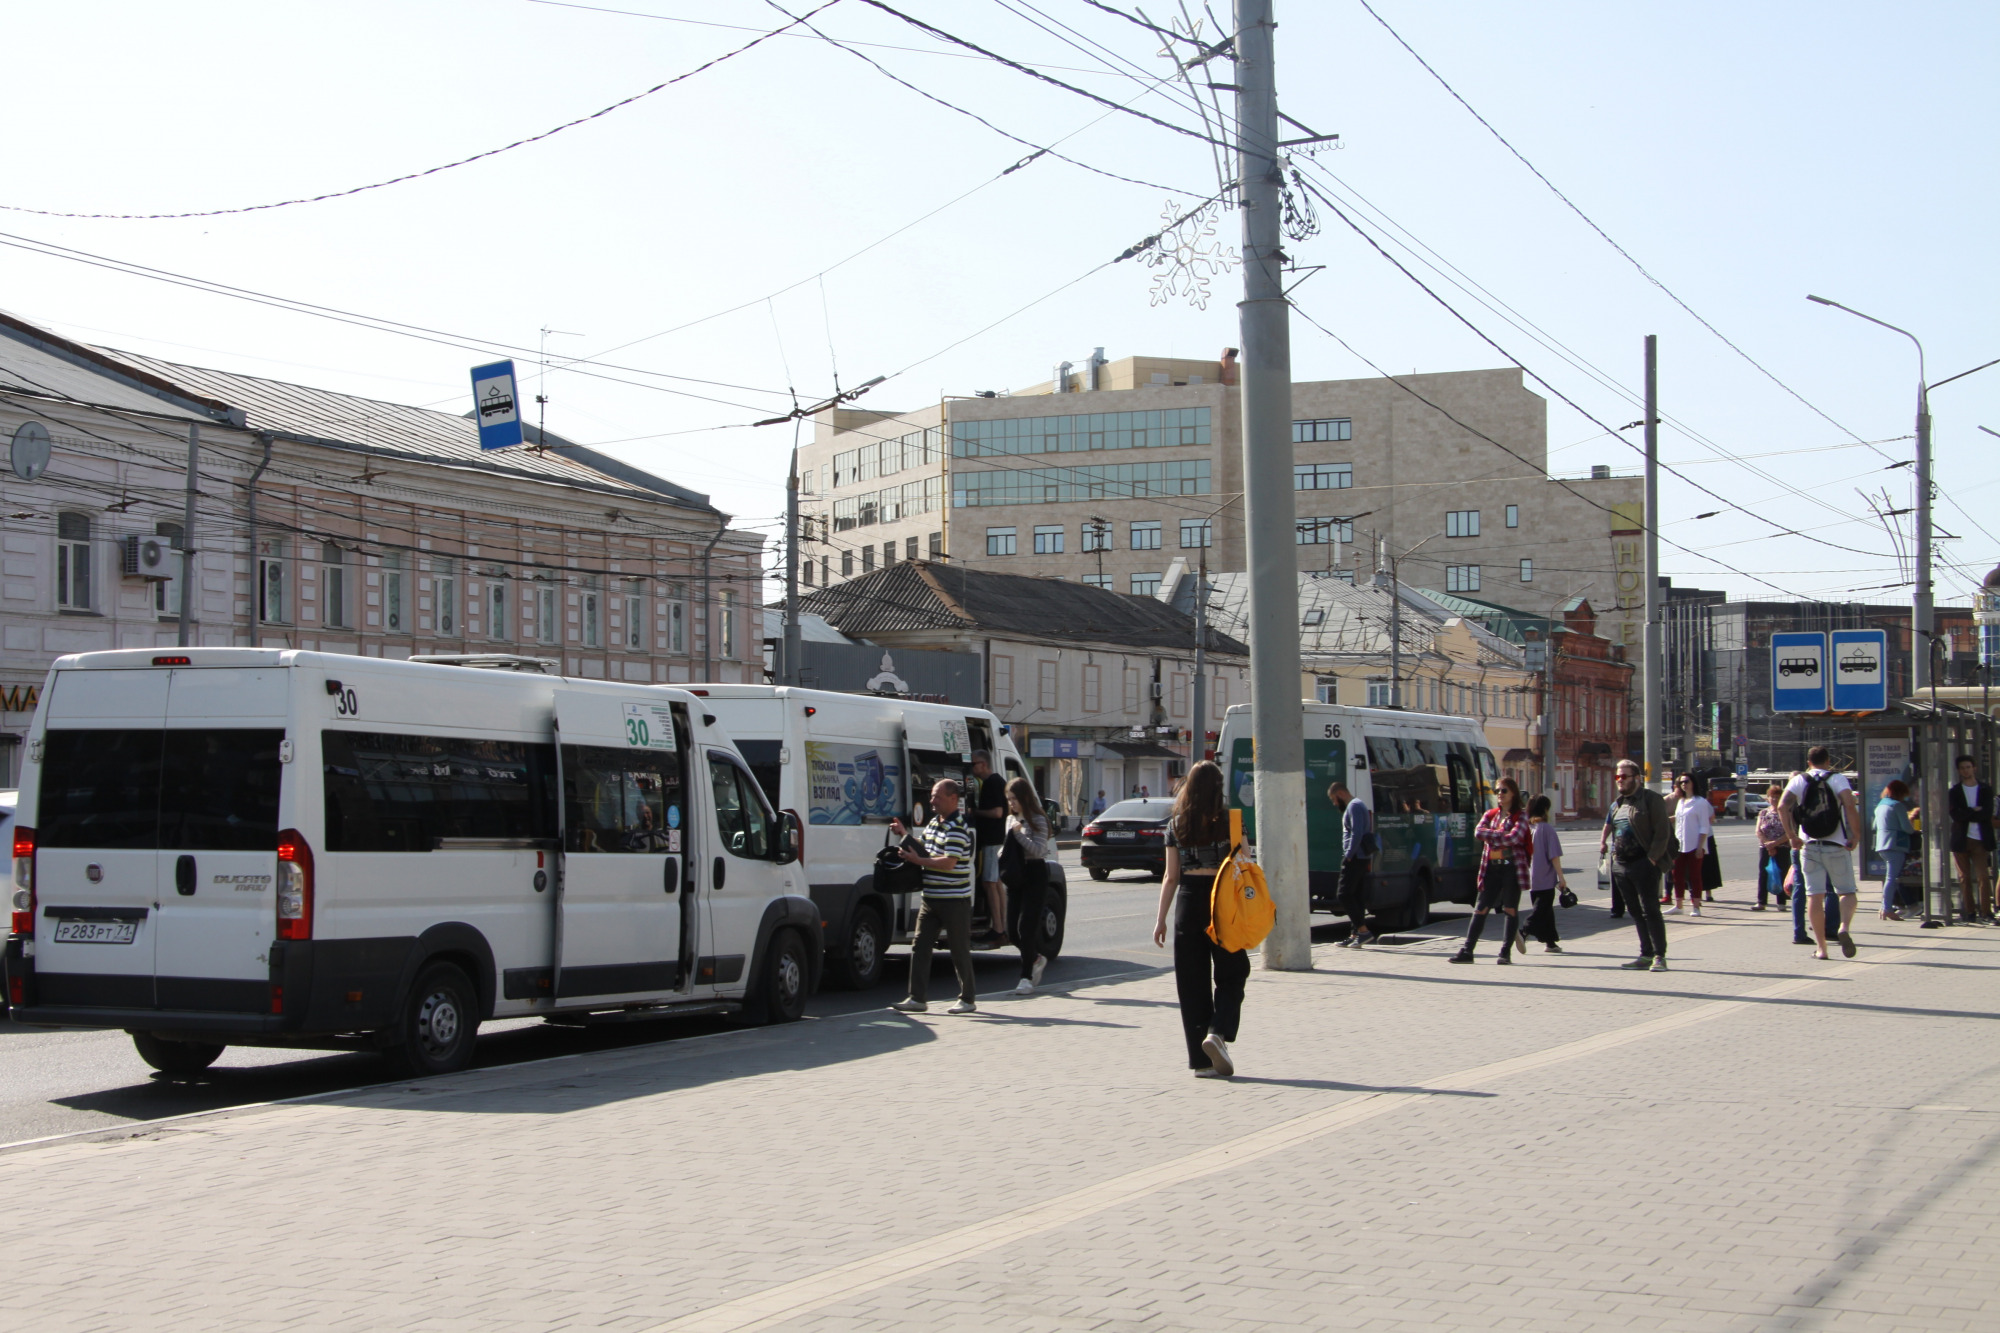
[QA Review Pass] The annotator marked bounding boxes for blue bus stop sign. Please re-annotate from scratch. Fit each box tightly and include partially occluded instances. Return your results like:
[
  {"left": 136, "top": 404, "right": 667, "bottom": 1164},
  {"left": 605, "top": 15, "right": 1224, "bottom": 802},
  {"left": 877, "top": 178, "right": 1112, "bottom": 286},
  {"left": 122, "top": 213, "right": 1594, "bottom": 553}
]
[
  {"left": 1830, "top": 628, "right": 1889, "bottom": 712},
  {"left": 1771, "top": 631, "right": 1828, "bottom": 712},
  {"left": 471, "top": 360, "right": 524, "bottom": 451}
]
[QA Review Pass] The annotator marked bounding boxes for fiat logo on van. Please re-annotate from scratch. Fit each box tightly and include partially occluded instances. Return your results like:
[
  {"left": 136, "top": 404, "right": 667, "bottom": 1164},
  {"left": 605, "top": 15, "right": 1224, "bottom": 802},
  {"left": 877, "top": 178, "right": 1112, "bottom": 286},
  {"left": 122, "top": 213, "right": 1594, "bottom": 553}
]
[{"left": 86, "top": 864, "right": 103, "bottom": 883}]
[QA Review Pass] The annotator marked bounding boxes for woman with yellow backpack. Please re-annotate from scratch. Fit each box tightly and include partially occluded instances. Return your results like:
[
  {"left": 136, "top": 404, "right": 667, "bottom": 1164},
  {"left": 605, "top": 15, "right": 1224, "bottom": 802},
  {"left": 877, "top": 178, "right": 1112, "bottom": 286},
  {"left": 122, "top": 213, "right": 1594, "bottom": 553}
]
[{"left": 1152, "top": 760, "right": 1250, "bottom": 1078}]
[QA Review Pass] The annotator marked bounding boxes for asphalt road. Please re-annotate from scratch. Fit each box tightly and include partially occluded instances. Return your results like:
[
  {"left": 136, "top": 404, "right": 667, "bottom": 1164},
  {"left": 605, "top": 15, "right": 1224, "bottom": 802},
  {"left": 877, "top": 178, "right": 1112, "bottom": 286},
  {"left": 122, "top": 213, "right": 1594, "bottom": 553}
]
[{"left": 0, "top": 823, "right": 1769, "bottom": 1148}]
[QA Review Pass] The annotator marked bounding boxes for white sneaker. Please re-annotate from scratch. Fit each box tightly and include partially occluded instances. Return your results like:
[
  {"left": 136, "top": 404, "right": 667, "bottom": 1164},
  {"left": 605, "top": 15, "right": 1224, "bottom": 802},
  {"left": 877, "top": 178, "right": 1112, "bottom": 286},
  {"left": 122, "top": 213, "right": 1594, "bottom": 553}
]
[
  {"left": 1014, "top": 977, "right": 1034, "bottom": 995},
  {"left": 890, "top": 998, "right": 927, "bottom": 1013},
  {"left": 1201, "top": 1033, "right": 1234, "bottom": 1077},
  {"left": 947, "top": 999, "right": 977, "bottom": 1015},
  {"left": 1690, "top": 905, "right": 1702, "bottom": 916},
  {"left": 1664, "top": 905, "right": 1681, "bottom": 915},
  {"left": 1031, "top": 956, "right": 1047, "bottom": 986}
]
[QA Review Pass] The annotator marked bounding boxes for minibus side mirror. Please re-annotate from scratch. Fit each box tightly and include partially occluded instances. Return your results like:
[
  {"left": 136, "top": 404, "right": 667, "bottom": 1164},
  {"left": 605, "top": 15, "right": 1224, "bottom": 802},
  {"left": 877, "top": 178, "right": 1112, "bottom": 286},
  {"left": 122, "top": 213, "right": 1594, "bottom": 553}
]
[{"left": 775, "top": 811, "right": 802, "bottom": 866}]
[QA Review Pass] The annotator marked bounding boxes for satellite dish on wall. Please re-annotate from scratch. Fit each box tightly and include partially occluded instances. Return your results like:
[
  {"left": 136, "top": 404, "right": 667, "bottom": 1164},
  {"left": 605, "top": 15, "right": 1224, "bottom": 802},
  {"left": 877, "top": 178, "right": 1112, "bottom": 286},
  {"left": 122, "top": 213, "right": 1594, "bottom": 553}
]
[{"left": 10, "top": 421, "right": 52, "bottom": 480}]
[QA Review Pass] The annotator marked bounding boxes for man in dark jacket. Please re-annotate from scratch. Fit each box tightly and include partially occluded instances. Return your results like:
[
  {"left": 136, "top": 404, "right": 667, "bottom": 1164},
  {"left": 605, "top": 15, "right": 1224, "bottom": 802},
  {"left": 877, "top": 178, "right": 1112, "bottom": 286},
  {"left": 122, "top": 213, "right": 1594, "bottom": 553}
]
[
  {"left": 1330, "top": 783, "right": 1376, "bottom": 947},
  {"left": 1947, "top": 754, "right": 1995, "bottom": 921},
  {"left": 1599, "top": 758, "right": 1675, "bottom": 971}
]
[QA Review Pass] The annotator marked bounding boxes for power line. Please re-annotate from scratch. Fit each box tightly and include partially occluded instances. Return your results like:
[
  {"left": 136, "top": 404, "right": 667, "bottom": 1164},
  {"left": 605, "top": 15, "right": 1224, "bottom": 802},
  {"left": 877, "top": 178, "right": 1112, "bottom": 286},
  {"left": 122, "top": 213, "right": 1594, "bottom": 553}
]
[
  {"left": 1349, "top": 0, "right": 1881, "bottom": 457},
  {"left": 0, "top": 2, "right": 845, "bottom": 222}
]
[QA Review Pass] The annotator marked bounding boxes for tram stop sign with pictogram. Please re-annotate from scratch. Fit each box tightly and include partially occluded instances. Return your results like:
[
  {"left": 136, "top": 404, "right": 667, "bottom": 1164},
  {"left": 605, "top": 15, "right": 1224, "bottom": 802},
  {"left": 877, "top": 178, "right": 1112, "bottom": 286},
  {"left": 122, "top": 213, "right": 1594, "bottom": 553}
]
[
  {"left": 1771, "top": 632, "right": 1827, "bottom": 712},
  {"left": 1830, "top": 628, "right": 1888, "bottom": 712},
  {"left": 471, "top": 360, "right": 525, "bottom": 451}
]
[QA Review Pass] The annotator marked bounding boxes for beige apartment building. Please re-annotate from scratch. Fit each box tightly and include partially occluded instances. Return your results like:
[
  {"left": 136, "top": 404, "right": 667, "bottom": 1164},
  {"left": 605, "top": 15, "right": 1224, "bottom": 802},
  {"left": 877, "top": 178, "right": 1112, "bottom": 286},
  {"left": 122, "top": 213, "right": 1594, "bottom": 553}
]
[
  {"left": 0, "top": 312, "right": 764, "bottom": 783},
  {"left": 799, "top": 351, "right": 1645, "bottom": 655}
]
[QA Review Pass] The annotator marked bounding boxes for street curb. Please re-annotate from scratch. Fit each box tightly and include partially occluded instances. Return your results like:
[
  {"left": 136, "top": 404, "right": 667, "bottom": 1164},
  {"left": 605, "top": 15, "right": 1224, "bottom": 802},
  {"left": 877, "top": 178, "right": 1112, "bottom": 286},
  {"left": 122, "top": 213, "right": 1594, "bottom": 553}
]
[{"left": 0, "top": 962, "right": 1169, "bottom": 1161}]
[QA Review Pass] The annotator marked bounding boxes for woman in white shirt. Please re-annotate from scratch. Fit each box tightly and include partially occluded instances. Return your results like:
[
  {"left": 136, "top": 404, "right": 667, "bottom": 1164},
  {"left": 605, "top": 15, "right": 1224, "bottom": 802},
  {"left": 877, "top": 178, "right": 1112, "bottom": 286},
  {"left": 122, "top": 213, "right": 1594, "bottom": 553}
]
[{"left": 1668, "top": 773, "right": 1713, "bottom": 916}]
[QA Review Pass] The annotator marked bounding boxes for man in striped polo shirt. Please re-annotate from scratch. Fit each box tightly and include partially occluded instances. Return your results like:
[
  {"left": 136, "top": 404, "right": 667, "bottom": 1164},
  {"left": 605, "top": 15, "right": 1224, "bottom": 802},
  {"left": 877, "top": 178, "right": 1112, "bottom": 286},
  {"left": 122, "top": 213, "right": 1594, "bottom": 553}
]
[{"left": 890, "top": 778, "right": 980, "bottom": 1014}]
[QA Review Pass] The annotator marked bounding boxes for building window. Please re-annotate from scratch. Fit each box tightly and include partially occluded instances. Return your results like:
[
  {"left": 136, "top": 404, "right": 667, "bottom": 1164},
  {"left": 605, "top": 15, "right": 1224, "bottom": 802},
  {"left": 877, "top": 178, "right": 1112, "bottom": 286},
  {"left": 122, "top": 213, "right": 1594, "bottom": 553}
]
[
  {"left": 928, "top": 531, "right": 942, "bottom": 558},
  {"left": 624, "top": 582, "right": 643, "bottom": 650},
  {"left": 153, "top": 521, "right": 184, "bottom": 616},
  {"left": 381, "top": 552, "right": 403, "bottom": 633},
  {"left": 992, "top": 654, "right": 1013, "bottom": 709},
  {"left": 321, "top": 542, "right": 347, "bottom": 629},
  {"left": 1180, "top": 518, "right": 1211, "bottom": 548},
  {"left": 667, "top": 586, "right": 687, "bottom": 654},
  {"left": 862, "top": 545, "right": 875, "bottom": 572},
  {"left": 1171, "top": 672, "right": 1188, "bottom": 716},
  {"left": 1291, "top": 418, "right": 1353, "bottom": 443},
  {"left": 1037, "top": 659, "right": 1058, "bottom": 712},
  {"left": 258, "top": 539, "right": 287, "bottom": 624},
  {"left": 952, "top": 406, "right": 1212, "bottom": 458},
  {"left": 581, "top": 577, "right": 601, "bottom": 649},
  {"left": 883, "top": 540, "right": 896, "bottom": 566},
  {"left": 1212, "top": 675, "right": 1228, "bottom": 714},
  {"left": 1082, "top": 664, "right": 1102, "bottom": 715},
  {"left": 802, "top": 559, "right": 814, "bottom": 587},
  {"left": 719, "top": 589, "right": 737, "bottom": 659},
  {"left": 1445, "top": 565, "right": 1481, "bottom": 592},
  {"left": 1082, "top": 520, "right": 1113, "bottom": 552},
  {"left": 1367, "top": 679, "right": 1392, "bottom": 707},
  {"left": 1446, "top": 510, "right": 1480, "bottom": 538},
  {"left": 1033, "top": 524, "right": 1065, "bottom": 555},
  {"left": 1130, "top": 572, "right": 1161, "bottom": 596},
  {"left": 1123, "top": 667, "right": 1140, "bottom": 715},
  {"left": 1293, "top": 462, "right": 1353, "bottom": 490},
  {"left": 1130, "top": 520, "right": 1162, "bottom": 550},
  {"left": 905, "top": 536, "right": 918, "bottom": 561},
  {"left": 954, "top": 459, "right": 1210, "bottom": 507},
  {"left": 56, "top": 511, "right": 92, "bottom": 611},
  {"left": 434, "top": 558, "right": 457, "bottom": 637},
  {"left": 1505, "top": 504, "right": 1519, "bottom": 528},
  {"left": 1315, "top": 676, "right": 1338, "bottom": 705},
  {"left": 1520, "top": 559, "right": 1534, "bottom": 582},
  {"left": 537, "top": 583, "right": 558, "bottom": 644},
  {"left": 841, "top": 549, "right": 854, "bottom": 577},
  {"left": 986, "top": 526, "right": 1017, "bottom": 556},
  {"left": 1083, "top": 573, "right": 1113, "bottom": 589},
  {"left": 1296, "top": 516, "right": 1353, "bottom": 546},
  {"left": 821, "top": 555, "right": 831, "bottom": 584},
  {"left": 490, "top": 580, "right": 509, "bottom": 641}
]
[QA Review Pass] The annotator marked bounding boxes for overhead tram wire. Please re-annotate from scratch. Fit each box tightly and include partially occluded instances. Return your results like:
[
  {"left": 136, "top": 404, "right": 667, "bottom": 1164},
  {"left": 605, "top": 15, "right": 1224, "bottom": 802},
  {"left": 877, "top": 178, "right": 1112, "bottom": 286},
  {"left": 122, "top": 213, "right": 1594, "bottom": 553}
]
[
  {"left": 1288, "top": 174, "right": 1897, "bottom": 563},
  {"left": 1349, "top": 0, "right": 1886, "bottom": 461},
  {"left": 0, "top": 1, "right": 846, "bottom": 222},
  {"left": 1289, "top": 158, "right": 1880, "bottom": 530},
  {"left": 985, "top": 0, "right": 1244, "bottom": 134}
]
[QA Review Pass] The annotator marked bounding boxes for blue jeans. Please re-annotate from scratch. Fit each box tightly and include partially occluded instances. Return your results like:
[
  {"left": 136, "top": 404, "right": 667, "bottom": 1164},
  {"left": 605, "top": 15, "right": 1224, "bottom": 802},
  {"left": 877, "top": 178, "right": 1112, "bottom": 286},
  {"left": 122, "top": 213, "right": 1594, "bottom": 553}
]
[{"left": 1880, "top": 851, "right": 1907, "bottom": 914}]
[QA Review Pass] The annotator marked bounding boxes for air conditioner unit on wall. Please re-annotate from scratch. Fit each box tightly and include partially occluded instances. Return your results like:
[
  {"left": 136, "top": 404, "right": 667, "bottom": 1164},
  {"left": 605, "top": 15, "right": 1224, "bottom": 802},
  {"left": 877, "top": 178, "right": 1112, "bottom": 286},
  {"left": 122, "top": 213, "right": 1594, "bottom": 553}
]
[{"left": 120, "top": 534, "right": 175, "bottom": 581}]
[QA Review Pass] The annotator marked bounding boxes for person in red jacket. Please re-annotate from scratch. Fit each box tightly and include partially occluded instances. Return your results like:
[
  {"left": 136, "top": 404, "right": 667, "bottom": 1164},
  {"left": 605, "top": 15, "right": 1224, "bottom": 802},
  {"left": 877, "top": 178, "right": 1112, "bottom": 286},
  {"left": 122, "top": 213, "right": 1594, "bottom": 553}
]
[{"left": 1452, "top": 777, "right": 1532, "bottom": 965}]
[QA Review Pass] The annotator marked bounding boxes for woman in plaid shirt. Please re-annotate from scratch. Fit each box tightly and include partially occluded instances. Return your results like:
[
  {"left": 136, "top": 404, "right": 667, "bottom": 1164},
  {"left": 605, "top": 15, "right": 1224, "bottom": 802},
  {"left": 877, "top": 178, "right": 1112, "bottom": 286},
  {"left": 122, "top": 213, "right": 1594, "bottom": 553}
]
[{"left": 1451, "top": 777, "right": 1533, "bottom": 965}]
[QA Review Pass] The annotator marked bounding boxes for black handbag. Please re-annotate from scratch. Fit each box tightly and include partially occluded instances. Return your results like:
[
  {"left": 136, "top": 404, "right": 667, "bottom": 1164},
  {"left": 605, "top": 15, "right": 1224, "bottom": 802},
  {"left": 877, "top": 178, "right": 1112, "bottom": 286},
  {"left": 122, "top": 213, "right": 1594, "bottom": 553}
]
[
  {"left": 1558, "top": 885, "right": 1578, "bottom": 909},
  {"left": 873, "top": 827, "right": 925, "bottom": 894}
]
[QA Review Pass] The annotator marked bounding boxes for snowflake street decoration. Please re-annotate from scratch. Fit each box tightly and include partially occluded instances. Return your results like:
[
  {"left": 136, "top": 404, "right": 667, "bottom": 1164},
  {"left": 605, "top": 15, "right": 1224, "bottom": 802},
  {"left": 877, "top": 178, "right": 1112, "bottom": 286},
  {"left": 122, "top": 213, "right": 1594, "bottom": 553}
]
[{"left": 1144, "top": 199, "right": 1237, "bottom": 311}]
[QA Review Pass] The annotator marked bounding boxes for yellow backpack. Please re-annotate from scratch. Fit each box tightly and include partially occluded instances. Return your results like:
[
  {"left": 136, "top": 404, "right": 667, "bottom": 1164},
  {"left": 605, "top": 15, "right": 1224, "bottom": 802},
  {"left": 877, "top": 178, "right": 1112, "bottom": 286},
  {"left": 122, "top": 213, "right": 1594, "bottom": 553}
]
[{"left": 1207, "top": 813, "right": 1275, "bottom": 952}]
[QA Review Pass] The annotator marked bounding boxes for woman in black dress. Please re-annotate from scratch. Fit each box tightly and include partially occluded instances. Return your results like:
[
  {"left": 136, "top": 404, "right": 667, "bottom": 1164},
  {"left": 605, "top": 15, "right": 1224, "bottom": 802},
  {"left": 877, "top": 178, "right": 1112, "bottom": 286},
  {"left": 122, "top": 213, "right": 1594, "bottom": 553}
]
[{"left": 1150, "top": 760, "right": 1247, "bottom": 1078}]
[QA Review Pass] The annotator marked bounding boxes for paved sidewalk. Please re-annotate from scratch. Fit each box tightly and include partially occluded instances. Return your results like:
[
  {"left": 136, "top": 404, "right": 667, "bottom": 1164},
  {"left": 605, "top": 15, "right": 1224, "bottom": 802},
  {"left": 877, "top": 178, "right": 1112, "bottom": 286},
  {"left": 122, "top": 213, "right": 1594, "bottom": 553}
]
[{"left": 4, "top": 891, "right": 1997, "bottom": 1332}]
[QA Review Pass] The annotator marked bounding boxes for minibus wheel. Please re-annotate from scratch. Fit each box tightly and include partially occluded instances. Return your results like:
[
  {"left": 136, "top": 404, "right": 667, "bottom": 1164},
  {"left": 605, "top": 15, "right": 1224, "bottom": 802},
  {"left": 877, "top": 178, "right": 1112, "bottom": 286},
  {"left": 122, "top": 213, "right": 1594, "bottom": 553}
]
[
  {"left": 131, "top": 1032, "right": 225, "bottom": 1075},
  {"left": 390, "top": 961, "right": 480, "bottom": 1076},
  {"left": 758, "top": 928, "right": 810, "bottom": 1024},
  {"left": 831, "top": 905, "right": 886, "bottom": 990},
  {"left": 1038, "top": 885, "right": 1066, "bottom": 961},
  {"left": 1088, "top": 867, "right": 1110, "bottom": 881}
]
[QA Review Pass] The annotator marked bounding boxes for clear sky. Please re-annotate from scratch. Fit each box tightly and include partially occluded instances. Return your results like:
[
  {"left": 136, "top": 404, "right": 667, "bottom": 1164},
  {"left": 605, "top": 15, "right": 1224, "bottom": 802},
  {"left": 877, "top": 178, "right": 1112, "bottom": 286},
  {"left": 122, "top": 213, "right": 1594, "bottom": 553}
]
[{"left": 3, "top": 1, "right": 1994, "bottom": 606}]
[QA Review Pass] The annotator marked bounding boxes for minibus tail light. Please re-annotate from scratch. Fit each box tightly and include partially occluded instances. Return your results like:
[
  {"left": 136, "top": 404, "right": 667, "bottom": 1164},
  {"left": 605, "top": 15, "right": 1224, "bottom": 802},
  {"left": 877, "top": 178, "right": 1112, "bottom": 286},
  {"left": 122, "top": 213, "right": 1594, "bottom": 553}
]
[
  {"left": 10, "top": 826, "right": 34, "bottom": 937},
  {"left": 275, "top": 830, "right": 314, "bottom": 940}
]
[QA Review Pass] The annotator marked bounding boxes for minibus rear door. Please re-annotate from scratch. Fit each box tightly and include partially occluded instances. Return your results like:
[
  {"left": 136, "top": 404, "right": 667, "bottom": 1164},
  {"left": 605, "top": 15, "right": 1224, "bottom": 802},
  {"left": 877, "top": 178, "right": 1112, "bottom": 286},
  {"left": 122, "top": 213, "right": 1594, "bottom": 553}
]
[
  {"left": 552, "top": 692, "right": 686, "bottom": 1003},
  {"left": 32, "top": 668, "right": 172, "bottom": 1009}
]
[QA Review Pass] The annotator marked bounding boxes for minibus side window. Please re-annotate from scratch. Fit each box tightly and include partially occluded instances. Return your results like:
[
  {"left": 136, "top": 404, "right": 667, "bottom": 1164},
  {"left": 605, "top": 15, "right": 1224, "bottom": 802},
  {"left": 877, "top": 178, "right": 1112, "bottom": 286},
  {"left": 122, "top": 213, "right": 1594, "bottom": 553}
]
[
  {"left": 734, "top": 739, "right": 783, "bottom": 809},
  {"left": 564, "top": 744, "right": 681, "bottom": 854},
  {"left": 1446, "top": 743, "right": 1479, "bottom": 814},
  {"left": 323, "top": 731, "right": 556, "bottom": 852},
  {"left": 1473, "top": 748, "right": 1500, "bottom": 807},
  {"left": 708, "top": 753, "right": 772, "bottom": 859}
]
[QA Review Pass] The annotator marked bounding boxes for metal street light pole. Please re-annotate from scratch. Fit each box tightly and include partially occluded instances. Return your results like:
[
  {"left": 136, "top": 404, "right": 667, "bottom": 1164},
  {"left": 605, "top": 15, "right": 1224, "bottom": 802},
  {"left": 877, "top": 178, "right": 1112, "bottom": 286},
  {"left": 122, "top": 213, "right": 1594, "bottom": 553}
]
[{"left": 1376, "top": 529, "right": 1444, "bottom": 708}]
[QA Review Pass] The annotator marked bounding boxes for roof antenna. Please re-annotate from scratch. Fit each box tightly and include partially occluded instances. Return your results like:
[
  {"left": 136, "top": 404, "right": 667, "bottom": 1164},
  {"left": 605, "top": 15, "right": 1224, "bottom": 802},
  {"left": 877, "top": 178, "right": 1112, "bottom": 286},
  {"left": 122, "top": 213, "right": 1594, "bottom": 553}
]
[{"left": 536, "top": 326, "right": 584, "bottom": 453}]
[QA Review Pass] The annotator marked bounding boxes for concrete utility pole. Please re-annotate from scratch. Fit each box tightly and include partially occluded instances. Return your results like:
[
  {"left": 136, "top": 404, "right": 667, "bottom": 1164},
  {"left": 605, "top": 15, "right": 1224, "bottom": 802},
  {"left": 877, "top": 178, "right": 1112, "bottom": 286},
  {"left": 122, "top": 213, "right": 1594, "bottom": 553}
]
[
  {"left": 1643, "top": 335, "right": 1662, "bottom": 789},
  {"left": 1543, "top": 618, "right": 1559, "bottom": 808},
  {"left": 176, "top": 422, "right": 198, "bottom": 648},
  {"left": 1192, "top": 541, "right": 1207, "bottom": 762},
  {"left": 1233, "top": 0, "right": 1310, "bottom": 970},
  {"left": 782, "top": 443, "right": 802, "bottom": 685}
]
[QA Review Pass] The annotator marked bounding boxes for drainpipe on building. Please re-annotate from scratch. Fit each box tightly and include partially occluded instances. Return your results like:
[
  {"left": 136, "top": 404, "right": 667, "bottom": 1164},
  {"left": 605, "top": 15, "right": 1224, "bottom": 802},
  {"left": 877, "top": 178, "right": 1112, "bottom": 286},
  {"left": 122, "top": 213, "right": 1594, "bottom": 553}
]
[
  {"left": 176, "top": 423, "right": 200, "bottom": 648},
  {"left": 699, "top": 517, "right": 727, "bottom": 682}
]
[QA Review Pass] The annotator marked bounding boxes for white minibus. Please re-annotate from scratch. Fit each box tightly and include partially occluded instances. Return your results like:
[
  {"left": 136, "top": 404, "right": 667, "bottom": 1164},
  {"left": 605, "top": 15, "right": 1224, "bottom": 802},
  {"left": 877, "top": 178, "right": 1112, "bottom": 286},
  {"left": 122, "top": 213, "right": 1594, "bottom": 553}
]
[
  {"left": 691, "top": 686, "right": 1067, "bottom": 988},
  {"left": 4, "top": 649, "right": 816, "bottom": 1076},
  {"left": 1218, "top": 702, "right": 1499, "bottom": 930}
]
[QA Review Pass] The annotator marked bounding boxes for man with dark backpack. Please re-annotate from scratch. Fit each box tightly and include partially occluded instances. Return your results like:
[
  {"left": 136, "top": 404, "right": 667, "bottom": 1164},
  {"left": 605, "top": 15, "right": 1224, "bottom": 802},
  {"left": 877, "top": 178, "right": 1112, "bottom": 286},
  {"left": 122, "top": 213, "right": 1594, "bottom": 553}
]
[{"left": 1780, "top": 746, "right": 1863, "bottom": 959}]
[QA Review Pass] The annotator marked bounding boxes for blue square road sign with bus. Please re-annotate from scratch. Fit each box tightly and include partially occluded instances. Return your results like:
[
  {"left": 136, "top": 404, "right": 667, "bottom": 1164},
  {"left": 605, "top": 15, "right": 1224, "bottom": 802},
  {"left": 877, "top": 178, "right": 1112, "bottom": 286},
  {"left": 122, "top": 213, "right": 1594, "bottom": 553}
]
[{"left": 1771, "top": 631, "right": 1827, "bottom": 712}]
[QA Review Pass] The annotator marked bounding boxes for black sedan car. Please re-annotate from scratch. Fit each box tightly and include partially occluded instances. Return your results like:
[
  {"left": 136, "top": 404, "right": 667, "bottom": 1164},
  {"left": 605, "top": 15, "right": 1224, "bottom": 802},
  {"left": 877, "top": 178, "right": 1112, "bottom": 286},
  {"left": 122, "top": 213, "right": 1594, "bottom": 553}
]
[{"left": 1079, "top": 799, "right": 1174, "bottom": 879}]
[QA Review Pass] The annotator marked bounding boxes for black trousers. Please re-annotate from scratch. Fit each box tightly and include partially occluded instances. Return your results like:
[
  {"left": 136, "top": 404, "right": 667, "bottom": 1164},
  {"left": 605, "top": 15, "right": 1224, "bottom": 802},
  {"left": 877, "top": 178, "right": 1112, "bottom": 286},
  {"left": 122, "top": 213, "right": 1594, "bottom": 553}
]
[
  {"left": 1337, "top": 855, "right": 1372, "bottom": 930},
  {"left": 1006, "top": 861, "right": 1048, "bottom": 979},
  {"left": 1174, "top": 879, "right": 1249, "bottom": 1069},
  {"left": 1612, "top": 860, "right": 1667, "bottom": 959},
  {"left": 1524, "top": 888, "right": 1560, "bottom": 945}
]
